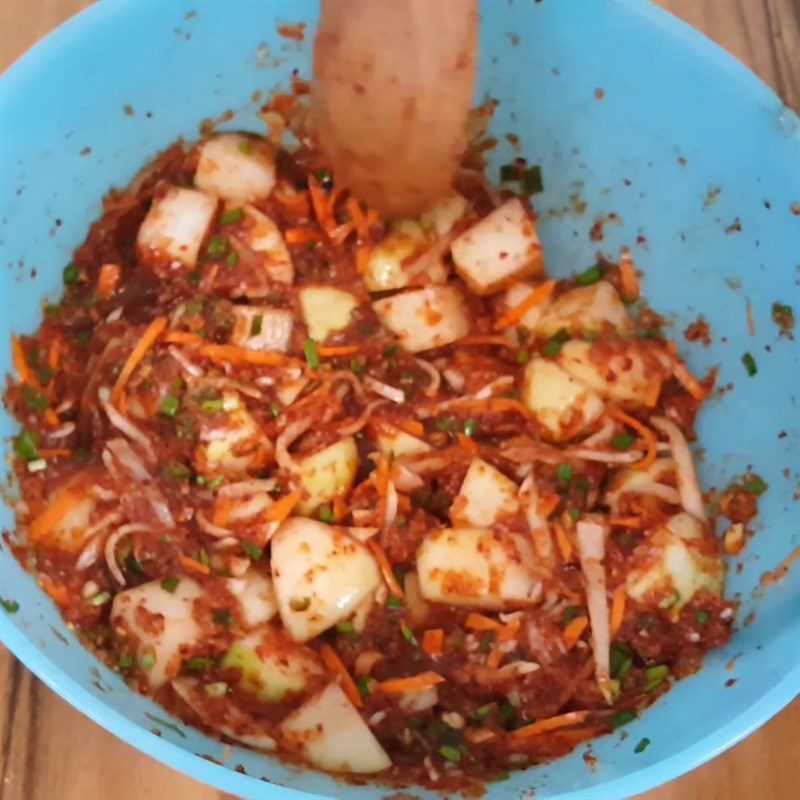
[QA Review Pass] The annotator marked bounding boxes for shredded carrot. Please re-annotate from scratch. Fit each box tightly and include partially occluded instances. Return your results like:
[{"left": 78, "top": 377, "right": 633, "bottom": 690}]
[
  {"left": 162, "top": 330, "right": 206, "bottom": 346},
  {"left": 329, "top": 221, "right": 355, "bottom": 245},
  {"left": 498, "top": 616, "right": 522, "bottom": 643},
  {"left": 537, "top": 493, "right": 560, "bottom": 519},
  {"left": 43, "top": 408, "right": 59, "bottom": 427},
  {"left": 495, "top": 280, "right": 556, "bottom": 330},
  {"left": 318, "top": 345, "right": 360, "bottom": 357},
  {"left": 319, "top": 643, "right": 363, "bottom": 708},
  {"left": 374, "top": 455, "right": 390, "bottom": 498},
  {"left": 11, "top": 336, "right": 40, "bottom": 390},
  {"left": 367, "top": 539, "right": 405, "bottom": 599},
  {"left": 264, "top": 489, "right": 301, "bottom": 522},
  {"left": 355, "top": 244, "right": 371, "bottom": 274},
  {"left": 284, "top": 227, "right": 320, "bottom": 245},
  {"left": 668, "top": 345, "right": 709, "bottom": 400},
  {"left": 511, "top": 710, "right": 591, "bottom": 739},
  {"left": 530, "top": 526, "right": 554, "bottom": 561},
  {"left": 553, "top": 520, "right": 574, "bottom": 562},
  {"left": 346, "top": 198, "right": 371, "bottom": 239},
  {"left": 332, "top": 493, "right": 347, "bottom": 523},
  {"left": 29, "top": 489, "right": 85, "bottom": 540},
  {"left": 610, "top": 584, "right": 627, "bottom": 635},
  {"left": 456, "top": 432, "right": 478, "bottom": 454},
  {"left": 376, "top": 672, "right": 445, "bottom": 694},
  {"left": 618, "top": 251, "right": 640, "bottom": 301},
  {"left": 47, "top": 336, "right": 62, "bottom": 370},
  {"left": 212, "top": 498, "right": 233, "bottom": 528},
  {"left": 179, "top": 554, "right": 211, "bottom": 576},
  {"left": 397, "top": 420, "right": 424, "bottom": 438},
  {"left": 37, "top": 448, "right": 73, "bottom": 459},
  {"left": 609, "top": 516, "right": 642, "bottom": 529},
  {"left": 456, "top": 335, "right": 510, "bottom": 347},
  {"left": 110, "top": 317, "right": 167, "bottom": 408},
  {"left": 562, "top": 615, "right": 589, "bottom": 648},
  {"left": 746, "top": 299, "right": 755, "bottom": 336},
  {"left": 422, "top": 629, "right": 444, "bottom": 656},
  {"left": 645, "top": 379, "right": 662, "bottom": 408},
  {"left": 96, "top": 263, "right": 121, "bottom": 300},
  {"left": 486, "top": 645, "right": 505, "bottom": 669},
  {"left": 198, "top": 343, "right": 296, "bottom": 367},
  {"left": 308, "top": 174, "right": 333, "bottom": 231},
  {"left": 465, "top": 612, "right": 503, "bottom": 632},
  {"left": 607, "top": 405, "right": 658, "bottom": 471}
]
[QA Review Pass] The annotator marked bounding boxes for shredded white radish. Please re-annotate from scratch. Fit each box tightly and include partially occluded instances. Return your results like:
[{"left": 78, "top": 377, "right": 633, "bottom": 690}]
[
  {"left": 473, "top": 375, "right": 514, "bottom": 400},
  {"left": 414, "top": 358, "right": 441, "bottom": 398},
  {"left": 219, "top": 479, "right": 277, "bottom": 497},
  {"left": 519, "top": 475, "right": 555, "bottom": 563},
  {"left": 275, "top": 418, "right": 311, "bottom": 474},
  {"left": 392, "top": 463, "right": 425, "bottom": 492},
  {"left": 344, "top": 527, "right": 379, "bottom": 543},
  {"left": 399, "top": 686, "right": 438, "bottom": 712},
  {"left": 336, "top": 399, "right": 387, "bottom": 436},
  {"left": 100, "top": 391, "right": 156, "bottom": 461},
  {"left": 105, "top": 438, "right": 151, "bottom": 481},
  {"left": 196, "top": 511, "right": 233, "bottom": 538},
  {"left": 89, "top": 485, "right": 117, "bottom": 502},
  {"left": 568, "top": 448, "right": 646, "bottom": 464},
  {"left": 651, "top": 416, "right": 707, "bottom": 521},
  {"left": 203, "top": 376, "right": 263, "bottom": 399},
  {"left": 211, "top": 536, "right": 240, "bottom": 550},
  {"left": 442, "top": 367, "right": 465, "bottom": 392},
  {"left": 228, "top": 555, "right": 251, "bottom": 576},
  {"left": 54, "top": 400, "right": 74, "bottom": 415},
  {"left": 382, "top": 481, "right": 398, "bottom": 532},
  {"left": 579, "top": 419, "right": 615, "bottom": 448},
  {"left": 575, "top": 520, "right": 612, "bottom": 703},
  {"left": 45, "top": 422, "right": 76, "bottom": 440},
  {"left": 364, "top": 376, "right": 405, "bottom": 404},
  {"left": 328, "top": 369, "right": 367, "bottom": 400},
  {"left": 106, "top": 307, "right": 123, "bottom": 323},
  {"left": 104, "top": 523, "right": 153, "bottom": 585},
  {"left": 368, "top": 710, "right": 388, "bottom": 727},
  {"left": 354, "top": 650, "right": 384, "bottom": 675},
  {"left": 168, "top": 303, "right": 186, "bottom": 328},
  {"left": 351, "top": 592, "right": 375, "bottom": 634},
  {"left": 75, "top": 511, "right": 125, "bottom": 570}
]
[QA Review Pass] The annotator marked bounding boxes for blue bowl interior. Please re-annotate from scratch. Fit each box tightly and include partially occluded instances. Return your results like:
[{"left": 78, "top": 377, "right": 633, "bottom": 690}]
[{"left": 1, "top": 1, "right": 798, "bottom": 799}]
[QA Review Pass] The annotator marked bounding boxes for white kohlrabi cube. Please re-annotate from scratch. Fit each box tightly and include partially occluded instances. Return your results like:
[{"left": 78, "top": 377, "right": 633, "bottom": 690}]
[
  {"left": 298, "top": 437, "right": 359, "bottom": 514},
  {"left": 299, "top": 286, "right": 359, "bottom": 342},
  {"left": 195, "top": 134, "right": 276, "bottom": 202},
  {"left": 372, "top": 284, "right": 470, "bottom": 353},
  {"left": 451, "top": 198, "right": 543, "bottom": 295},
  {"left": 137, "top": 186, "right": 217, "bottom": 268},
  {"left": 230, "top": 306, "right": 293, "bottom": 352},
  {"left": 534, "top": 281, "right": 633, "bottom": 337},
  {"left": 450, "top": 458, "right": 520, "bottom": 527},
  {"left": 234, "top": 205, "right": 294, "bottom": 285},
  {"left": 271, "top": 518, "right": 381, "bottom": 641},
  {"left": 225, "top": 570, "right": 278, "bottom": 628}
]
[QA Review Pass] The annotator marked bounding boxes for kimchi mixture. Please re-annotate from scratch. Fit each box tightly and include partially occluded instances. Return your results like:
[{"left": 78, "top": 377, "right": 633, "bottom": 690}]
[{"left": 4, "top": 100, "right": 747, "bottom": 789}]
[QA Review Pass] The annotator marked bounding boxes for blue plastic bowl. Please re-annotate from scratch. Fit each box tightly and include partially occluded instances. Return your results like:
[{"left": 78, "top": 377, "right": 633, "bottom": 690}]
[{"left": 1, "top": 1, "right": 798, "bottom": 798}]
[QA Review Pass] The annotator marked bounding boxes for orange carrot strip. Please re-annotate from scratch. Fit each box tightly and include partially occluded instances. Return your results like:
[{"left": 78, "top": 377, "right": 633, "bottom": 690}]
[
  {"left": 498, "top": 616, "right": 522, "bottom": 643},
  {"left": 645, "top": 379, "right": 662, "bottom": 409},
  {"left": 618, "top": 251, "right": 640, "bottom": 302},
  {"left": 29, "top": 489, "right": 85, "bottom": 540},
  {"left": 318, "top": 345, "right": 360, "bottom": 357},
  {"left": 374, "top": 455, "right": 390, "bottom": 497},
  {"left": 96, "top": 263, "right": 121, "bottom": 300},
  {"left": 397, "top": 420, "right": 424, "bottom": 438},
  {"left": 47, "top": 336, "right": 62, "bottom": 370},
  {"left": 329, "top": 221, "right": 355, "bottom": 245},
  {"left": 274, "top": 188, "right": 309, "bottom": 207},
  {"left": 198, "top": 343, "right": 296, "bottom": 366},
  {"left": 511, "top": 710, "right": 591, "bottom": 739},
  {"left": 308, "top": 175, "right": 333, "bottom": 232},
  {"left": 456, "top": 335, "right": 510, "bottom": 347},
  {"left": 376, "top": 672, "right": 445, "bottom": 694},
  {"left": 486, "top": 645, "right": 505, "bottom": 669},
  {"left": 422, "top": 629, "right": 444, "bottom": 656},
  {"left": 320, "top": 643, "right": 363, "bottom": 708},
  {"left": 456, "top": 432, "right": 478, "bottom": 454},
  {"left": 43, "top": 408, "right": 59, "bottom": 427},
  {"left": 162, "top": 330, "right": 206, "bottom": 345},
  {"left": 37, "top": 448, "right": 73, "bottom": 459},
  {"left": 667, "top": 344, "right": 709, "bottom": 400},
  {"left": 11, "top": 336, "right": 40, "bottom": 390},
  {"left": 562, "top": 615, "right": 589, "bottom": 648},
  {"left": 212, "top": 498, "right": 233, "bottom": 528},
  {"left": 110, "top": 317, "right": 167, "bottom": 408},
  {"left": 264, "top": 489, "right": 301, "bottom": 522},
  {"left": 179, "top": 555, "right": 211, "bottom": 576},
  {"left": 367, "top": 539, "right": 405, "bottom": 599},
  {"left": 332, "top": 493, "right": 347, "bottom": 523},
  {"left": 553, "top": 520, "right": 574, "bottom": 562},
  {"left": 284, "top": 228, "right": 321, "bottom": 245},
  {"left": 610, "top": 584, "right": 627, "bottom": 635},
  {"left": 537, "top": 493, "right": 560, "bottom": 519},
  {"left": 495, "top": 280, "right": 556, "bottom": 330},
  {"left": 609, "top": 516, "right": 642, "bottom": 529},
  {"left": 607, "top": 406, "right": 658, "bottom": 471},
  {"left": 465, "top": 612, "right": 503, "bottom": 632},
  {"left": 355, "top": 244, "right": 371, "bottom": 274}
]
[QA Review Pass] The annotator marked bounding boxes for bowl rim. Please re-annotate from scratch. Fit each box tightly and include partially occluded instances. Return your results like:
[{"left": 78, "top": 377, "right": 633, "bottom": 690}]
[{"left": 1, "top": 1, "right": 798, "bottom": 798}]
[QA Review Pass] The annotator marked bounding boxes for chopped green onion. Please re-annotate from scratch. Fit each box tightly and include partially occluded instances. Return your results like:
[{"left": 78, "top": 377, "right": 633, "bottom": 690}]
[
  {"left": 386, "top": 595, "right": 404, "bottom": 610},
  {"left": 474, "top": 703, "right": 494, "bottom": 721},
  {"left": 634, "top": 737, "right": 651, "bottom": 754},
  {"left": 462, "top": 418, "right": 476, "bottom": 437},
  {"left": 438, "top": 745, "right": 462, "bottom": 763},
  {"left": 186, "top": 656, "right": 213, "bottom": 671},
  {"left": 304, "top": 338, "right": 319, "bottom": 368},
  {"left": 562, "top": 606, "right": 581, "bottom": 624},
  {"left": 226, "top": 250, "right": 239, "bottom": 266},
  {"left": 207, "top": 475, "right": 224, "bottom": 490},
  {"left": 157, "top": 535, "right": 171, "bottom": 544},
  {"left": 400, "top": 622, "right": 418, "bottom": 646},
  {"left": 159, "top": 395, "right": 181, "bottom": 417},
  {"left": 161, "top": 576, "right": 180, "bottom": 593},
  {"left": 204, "top": 682, "right": 228, "bottom": 697},
  {"left": 478, "top": 631, "right": 496, "bottom": 653},
  {"left": 435, "top": 417, "right": 457, "bottom": 432},
  {"left": 63, "top": 264, "right": 80, "bottom": 284},
  {"left": 201, "top": 397, "right": 224, "bottom": 412},
  {"left": 269, "top": 401, "right": 281, "bottom": 417},
  {"left": 610, "top": 642, "right": 633, "bottom": 681},
  {"left": 608, "top": 709, "right": 637, "bottom": 730},
  {"left": 187, "top": 271, "right": 201, "bottom": 283},
  {"left": 576, "top": 264, "right": 602, "bottom": 286},
  {"left": 611, "top": 432, "right": 635, "bottom": 450},
  {"left": 556, "top": 463, "right": 573, "bottom": 482},
  {"left": 314, "top": 169, "right": 333, "bottom": 187},
  {"left": 249, "top": 314, "right": 263, "bottom": 337},
  {"left": 643, "top": 664, "right": 669, "bottom": 691},
  {"left": 212, "top": 608, "right": 232, "bottom": 626},
  {"left": 243, "top": 541, "right": 263, "bottom": 562},
  {"left": 349, "top": 359, "right": 363, "bottom": 374},
  {"left": 14, "top": 429, "right": 39, "bottom": 461},
  {"left": 1, "top": 598, "right": 20, "bottom": 614},
  {"left": 542, "top": 329, "right": 570, "bottom": 357},
  {"left": 220, "top": 207, "right": 244, "bottom": 225},
  {"left": 318, "top": 505, "right": 334, "bottom": 523},
  {"left": 238, "top": 139, "right": 252, "bottom": 154},
  {"left": 498, "top": 704, "right": 517, "bottom": 726},
  {"left": 499, "top": 163, "right": 517, "bottom": 182},
  {"left": 206, "top": 236, "right": 228, "bottom": 258},
  {"left": 118, "top": 653, "right": 134, "bottom": 669},
  {"left": 568, "top": 507, "right": 581, "bottom": 521},
  {"left": 492, "top": 770, "right": 511, "bottom": 783},
  {"left": 741, "top": 352, "right": 757, "bottom": 376},
  {"left": 356, "top": 674, "right": 373, "bottom": 696},
  {"left": 197, "top": 549, "right": 210, "bottom": 566},
  {"left": 743, "top": 474, "right": 767, "bottom": 495},
  {"left": 139, "top": 652, "right": 156, "bottom": 671},
  {"left": 169, "top": 463, "right": 190, "bottom": 480},
  {"left": 523, "top": 165, "right": 544, "bottom": 195},
  {"left": 88, "top": 591, "right": 111, "bottom": 606},
  {"left": 516, "top": 347, "right": 530, "bottom": 365},
  {"left": 336, "top": 620, "right": 355, "bottom": 633},
  {"left": 76, "top": 331, "right": 92, "bottom": 346},
  {"left": 694, "top": 609, "right": 710, "bottom": 625},
  {"left": 22, "top": 386, "right": 49, "bottom": 411}
]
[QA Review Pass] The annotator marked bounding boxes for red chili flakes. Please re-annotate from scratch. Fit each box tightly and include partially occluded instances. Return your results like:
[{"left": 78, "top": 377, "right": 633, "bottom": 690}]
[
  {"left": 277, "top": 22, "right": 306, "bottom": 41},
  {"left": 790, "top": 202, "right": 799, "bottom": 215},
  {"left": 683, "top": 315, "right": 711, "bottom": 346},
  {"left": 594, "top": 87, "right": 605, "bottom": 100},
  {"left": 589, "top": 219, "right": 604, "bottom": 241}
]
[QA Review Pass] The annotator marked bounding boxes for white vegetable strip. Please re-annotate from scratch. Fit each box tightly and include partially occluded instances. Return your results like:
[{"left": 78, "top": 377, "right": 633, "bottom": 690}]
[
  {"left": 576, "top": 520, "right": 612, "bottom": 704},
  {"left": 568, "top": 448, "right": 646, "bottom": 464},
  {"left": 104, "top": 524, "right": 153, "bottom": 585},
  {"left": 364, "top": 376, "right": 405, "bottom": 404},
  {"left": 275, "top": 419, "right": 311, "bottom": 474},
  {"left": 413, "top": 358, "right": 441, "bottom": 398},
  {"left": 100, "top": 390, "right": 156, "bottom": 461},
  {"left": 196, "top": 511, "right": 234, "bottom": 539},
  {"left": 651, "top": 416, "right": 706, "bottom": 521}
]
